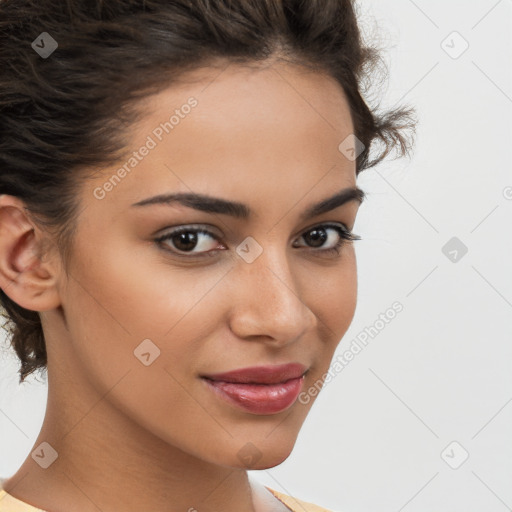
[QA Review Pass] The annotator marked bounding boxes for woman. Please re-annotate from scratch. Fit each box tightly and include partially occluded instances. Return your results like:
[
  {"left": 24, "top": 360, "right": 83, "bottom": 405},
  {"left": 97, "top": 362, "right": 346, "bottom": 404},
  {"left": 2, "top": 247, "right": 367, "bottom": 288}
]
[{"left": 0, "top": 0, "right": 415, "bottom": 510}]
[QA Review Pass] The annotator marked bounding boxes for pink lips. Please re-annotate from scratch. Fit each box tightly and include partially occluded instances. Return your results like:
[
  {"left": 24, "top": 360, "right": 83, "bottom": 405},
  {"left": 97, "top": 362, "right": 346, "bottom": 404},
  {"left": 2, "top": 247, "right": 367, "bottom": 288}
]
[{"left": 201, "top": 363, "right": 307, "bottom": 415}]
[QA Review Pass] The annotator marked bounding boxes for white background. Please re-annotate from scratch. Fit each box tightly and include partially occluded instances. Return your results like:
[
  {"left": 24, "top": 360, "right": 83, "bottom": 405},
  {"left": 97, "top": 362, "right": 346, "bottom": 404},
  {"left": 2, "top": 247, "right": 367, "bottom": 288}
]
[{"left": 1, "top": 1, "right": 511, "bottom": 511}]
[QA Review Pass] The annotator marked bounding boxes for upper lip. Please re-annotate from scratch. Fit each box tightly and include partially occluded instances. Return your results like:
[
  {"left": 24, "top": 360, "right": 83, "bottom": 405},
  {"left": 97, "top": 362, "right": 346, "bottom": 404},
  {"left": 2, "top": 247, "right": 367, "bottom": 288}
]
[{"left": 201, "top": 363, "right": 308, "bottom": 384}]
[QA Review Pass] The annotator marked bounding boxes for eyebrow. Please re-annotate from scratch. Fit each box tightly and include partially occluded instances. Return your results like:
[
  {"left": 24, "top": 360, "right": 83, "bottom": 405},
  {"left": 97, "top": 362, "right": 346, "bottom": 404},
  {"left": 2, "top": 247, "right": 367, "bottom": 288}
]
[{"left": 131, "top": 186, "right": 366, "bottom": 222}]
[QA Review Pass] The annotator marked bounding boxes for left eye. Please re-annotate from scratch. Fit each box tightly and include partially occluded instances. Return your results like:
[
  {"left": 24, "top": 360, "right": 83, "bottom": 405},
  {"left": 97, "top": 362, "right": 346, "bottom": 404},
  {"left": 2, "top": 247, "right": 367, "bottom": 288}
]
[
  {"left": 155, "top": 223, "right": 360, "bottom": 257},
  {"left": 293, "top": 223, "right": 359, "bottom": 254}
]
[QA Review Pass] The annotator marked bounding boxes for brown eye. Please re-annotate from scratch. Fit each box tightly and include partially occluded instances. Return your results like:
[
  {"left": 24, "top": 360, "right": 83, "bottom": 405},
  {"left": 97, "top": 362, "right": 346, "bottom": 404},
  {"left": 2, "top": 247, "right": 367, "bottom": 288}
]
[
  {"left": 302, "top": 227, "right": 328, "bottom": 248},
  {"left": 293, "top": 223, "right": 360, "bottom": 256},
  {"left": 155, "top": 227, "right": 221, "bottom": 255}
]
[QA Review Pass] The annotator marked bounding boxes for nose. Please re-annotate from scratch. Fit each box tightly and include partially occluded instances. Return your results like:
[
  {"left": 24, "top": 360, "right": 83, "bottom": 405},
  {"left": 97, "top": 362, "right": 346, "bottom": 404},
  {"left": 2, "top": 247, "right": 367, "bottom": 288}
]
[{"left": 227, "top": 248, "right": 318, "bottom": 347}]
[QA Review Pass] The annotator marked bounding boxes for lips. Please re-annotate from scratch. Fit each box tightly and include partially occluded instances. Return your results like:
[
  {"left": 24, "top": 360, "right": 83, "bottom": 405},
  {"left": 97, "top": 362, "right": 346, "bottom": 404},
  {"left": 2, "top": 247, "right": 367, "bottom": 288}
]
[
  {"left": 201, "top": 363, "right": 307, "bottom": 384},
  {"left": 200, "top": 363, "right": 308, "bottom": 415}
]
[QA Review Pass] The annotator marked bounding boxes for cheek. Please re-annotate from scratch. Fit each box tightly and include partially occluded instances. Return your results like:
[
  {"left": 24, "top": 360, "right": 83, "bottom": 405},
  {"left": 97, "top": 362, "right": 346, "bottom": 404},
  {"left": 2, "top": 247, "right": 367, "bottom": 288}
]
[
  {"left": 302, "top": 248, "right": 358, "bottom": 383},
  {"left": 58, "top": 248, "right": 234, "bottom": 452},
  {"left": 61, "top": 240, "right": 232, "bottom": 389},
  {"left": 275, "top": 263, "right": 354, "bottom": 426},
  {"left": 310, "top": 248, "right": 358, "bottom": 338}
]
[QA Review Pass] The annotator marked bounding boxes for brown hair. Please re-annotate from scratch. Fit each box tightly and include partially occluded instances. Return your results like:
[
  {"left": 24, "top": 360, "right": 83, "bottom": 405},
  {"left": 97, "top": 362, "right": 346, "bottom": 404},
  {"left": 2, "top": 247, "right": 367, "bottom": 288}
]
[{"left": 0, "top": 0, "right": 416, "bottom": 384}]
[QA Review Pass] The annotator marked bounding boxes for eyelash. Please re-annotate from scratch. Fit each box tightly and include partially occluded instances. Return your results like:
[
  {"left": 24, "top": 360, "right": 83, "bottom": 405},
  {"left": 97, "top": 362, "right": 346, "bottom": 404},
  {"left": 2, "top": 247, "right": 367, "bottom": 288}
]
[{"left": 154, "top": 223, "right": 361, "bottom": 259}]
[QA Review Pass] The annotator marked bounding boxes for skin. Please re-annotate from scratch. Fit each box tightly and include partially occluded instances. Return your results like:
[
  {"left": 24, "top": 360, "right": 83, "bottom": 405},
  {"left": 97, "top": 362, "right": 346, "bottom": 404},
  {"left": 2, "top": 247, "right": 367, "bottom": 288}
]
[{"left": 0, "top": 59, "right": 363, "bottom": 512}]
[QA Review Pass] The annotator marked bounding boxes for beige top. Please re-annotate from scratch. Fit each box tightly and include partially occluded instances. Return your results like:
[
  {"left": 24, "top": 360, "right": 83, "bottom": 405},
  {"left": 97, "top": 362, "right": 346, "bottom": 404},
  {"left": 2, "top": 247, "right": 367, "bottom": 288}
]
[{"left": 0, "top": 481, "right": 333, "bottom": 512}]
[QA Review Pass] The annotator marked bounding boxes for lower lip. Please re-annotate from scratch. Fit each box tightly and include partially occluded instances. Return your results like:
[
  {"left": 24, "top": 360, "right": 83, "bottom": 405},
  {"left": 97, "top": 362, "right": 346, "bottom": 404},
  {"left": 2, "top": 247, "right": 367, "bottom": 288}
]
[{"left": 202, "top": 376, "right": 304, "bottom": 415}]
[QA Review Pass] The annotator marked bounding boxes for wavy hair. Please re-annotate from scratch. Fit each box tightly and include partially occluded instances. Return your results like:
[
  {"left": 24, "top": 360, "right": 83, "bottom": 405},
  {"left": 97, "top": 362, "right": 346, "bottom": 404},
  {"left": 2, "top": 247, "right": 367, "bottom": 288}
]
[{"left": 0, "top": 0, "right": 416, "bottom": 383}]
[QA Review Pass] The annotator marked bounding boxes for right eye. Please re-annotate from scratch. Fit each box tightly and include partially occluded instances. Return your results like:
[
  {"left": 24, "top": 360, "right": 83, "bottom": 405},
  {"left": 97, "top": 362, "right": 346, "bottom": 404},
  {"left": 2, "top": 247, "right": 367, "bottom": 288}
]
[{"left": 154, "top": 225, "right": 224, "bottom": 257}]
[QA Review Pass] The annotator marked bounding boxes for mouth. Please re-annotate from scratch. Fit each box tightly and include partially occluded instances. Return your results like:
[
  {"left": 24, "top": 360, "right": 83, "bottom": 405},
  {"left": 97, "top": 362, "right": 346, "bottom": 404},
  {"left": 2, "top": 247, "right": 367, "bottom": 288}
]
[{"left": 200, "top": 363, "right": 308, "bottom": 415}]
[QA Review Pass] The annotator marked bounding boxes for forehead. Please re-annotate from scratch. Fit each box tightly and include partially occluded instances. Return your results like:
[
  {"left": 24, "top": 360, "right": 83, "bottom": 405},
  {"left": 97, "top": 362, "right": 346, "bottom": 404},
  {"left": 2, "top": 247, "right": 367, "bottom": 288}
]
[{"left": 82, "top": 61, "right": 356, "bottom": 218}]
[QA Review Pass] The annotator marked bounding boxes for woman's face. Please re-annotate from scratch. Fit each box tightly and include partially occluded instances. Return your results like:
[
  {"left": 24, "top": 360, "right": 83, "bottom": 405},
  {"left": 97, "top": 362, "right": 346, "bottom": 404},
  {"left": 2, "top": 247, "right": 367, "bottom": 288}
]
[{"left": 49, "top": 61, "right": 362, "bottom": 469}]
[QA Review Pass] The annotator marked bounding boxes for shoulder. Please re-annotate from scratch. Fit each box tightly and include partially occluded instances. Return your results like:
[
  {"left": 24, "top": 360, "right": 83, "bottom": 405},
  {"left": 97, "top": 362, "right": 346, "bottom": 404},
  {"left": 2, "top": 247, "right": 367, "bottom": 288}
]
[
  {"left": 265, "top": 486, "right": 337, "bottom": 512},
  {"left": 1, "top": 478, "right": 338, "bottom": 512},
  {"left": 0, "top": 479, "right": 48, "bottom": 512}
]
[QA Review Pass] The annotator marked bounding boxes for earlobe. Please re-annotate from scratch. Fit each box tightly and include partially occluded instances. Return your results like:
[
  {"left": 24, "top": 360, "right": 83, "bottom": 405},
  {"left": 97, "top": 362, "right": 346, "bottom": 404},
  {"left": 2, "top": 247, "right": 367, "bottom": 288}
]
[{"left": 0, "top": 194, "right": 61, "bottom": 312}]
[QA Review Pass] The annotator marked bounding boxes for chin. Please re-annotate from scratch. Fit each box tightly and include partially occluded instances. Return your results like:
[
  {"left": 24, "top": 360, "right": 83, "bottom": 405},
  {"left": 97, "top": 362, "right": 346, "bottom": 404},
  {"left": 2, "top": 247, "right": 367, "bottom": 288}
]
[
  {"left": 225, "top": 432, "right": 299, "bottom": 470},
  {"left": 246, "top": 450, "right": 294, "bottom": 470}
]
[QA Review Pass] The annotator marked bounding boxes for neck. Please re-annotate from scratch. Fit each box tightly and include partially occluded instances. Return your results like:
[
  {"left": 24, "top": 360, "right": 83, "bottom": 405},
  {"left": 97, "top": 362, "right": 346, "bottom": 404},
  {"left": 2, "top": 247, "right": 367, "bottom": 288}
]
[{"left": 3, "top": 363, "right": 260, "bottom": 512}]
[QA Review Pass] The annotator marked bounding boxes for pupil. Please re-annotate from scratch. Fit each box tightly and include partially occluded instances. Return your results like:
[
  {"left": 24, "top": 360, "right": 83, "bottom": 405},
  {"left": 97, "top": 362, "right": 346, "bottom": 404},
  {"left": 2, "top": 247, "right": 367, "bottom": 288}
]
[
  {"left": 305, "top": 228, "right": 327, "bottom": 248},
  {"left": 174, "top": 231, "right": 197, "bottom": 251}
]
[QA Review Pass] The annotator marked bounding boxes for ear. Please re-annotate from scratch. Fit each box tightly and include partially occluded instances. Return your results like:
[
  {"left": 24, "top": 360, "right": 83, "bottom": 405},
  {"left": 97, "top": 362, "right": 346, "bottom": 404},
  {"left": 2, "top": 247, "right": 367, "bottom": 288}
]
[{"left": 0, "top": 194, "right": 62, "bottom": 312}]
